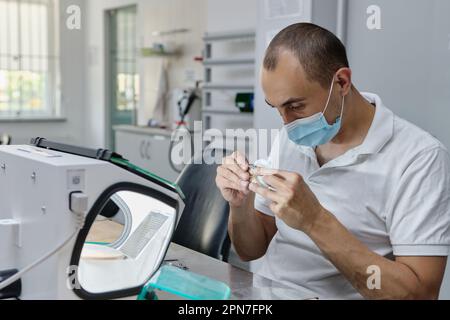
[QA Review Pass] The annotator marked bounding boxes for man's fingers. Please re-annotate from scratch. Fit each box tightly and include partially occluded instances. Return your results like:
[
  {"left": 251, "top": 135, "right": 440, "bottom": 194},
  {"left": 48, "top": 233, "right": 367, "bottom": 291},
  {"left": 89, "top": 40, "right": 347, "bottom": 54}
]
[
  {"left": 251, "top": 167, "right": 279, "bottom": 176},
  {"left": 224, "top": 164, "right": 250, "bottom": 181},
  {"left": 217, "top": 167, "right": 249, "bottom": 191},
  {"left": 269, "top": 202, "right": 280, "bottom": 214},
  {"left": 217, "top": 175, "right": 249, "bottom": 194},
  {"left": 249, "top": 182, "right": 283, "bottom": 203},
  {"left": 234, "top": 164, "right": 250, "bottom": 180},
  {"left": 253, "top": 167, "right": 302, "bottom": 184},
  {"left": 232, "top": 151, "right": 249, "bottom": 171},
  {"left": 217, "top": 165, "right": 237, "bottom": 183},
  {"left": 223, "top": 157, "right": 250, "bottom": 180},
  {"left": 261, "top": 175, "right": 289, "bottom": 191}
]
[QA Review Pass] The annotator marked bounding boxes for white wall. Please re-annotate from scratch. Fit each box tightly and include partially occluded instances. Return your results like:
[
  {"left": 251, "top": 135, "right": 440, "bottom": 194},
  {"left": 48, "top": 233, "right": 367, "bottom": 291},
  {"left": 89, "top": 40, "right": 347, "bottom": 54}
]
[
  {"left": 0, "top": 0, "right": 86, "bottom": 145},
  {"left": 84, "top": 0, "right": 138, "bottom": 149},
  {"left": 84, "top": 0, "right": 207, "bottom": 148},
  {"left": 346, "top": 0, "right": 450, "bottom": 150},
  {"left": 207, "top": 0, "right": 257, "bottom": 32}
]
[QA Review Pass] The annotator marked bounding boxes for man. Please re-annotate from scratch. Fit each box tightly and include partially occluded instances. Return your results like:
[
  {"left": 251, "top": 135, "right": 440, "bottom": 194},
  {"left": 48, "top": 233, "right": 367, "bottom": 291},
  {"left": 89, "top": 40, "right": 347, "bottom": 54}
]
[{"left": 215, "top": 23, "right": 450, "bottom": 299}]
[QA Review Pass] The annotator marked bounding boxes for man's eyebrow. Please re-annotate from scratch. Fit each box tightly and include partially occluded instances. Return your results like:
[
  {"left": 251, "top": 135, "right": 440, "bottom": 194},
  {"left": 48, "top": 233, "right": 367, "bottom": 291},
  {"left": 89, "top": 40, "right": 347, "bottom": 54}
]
[
  {"left": 265, "top": 99, "right": 276, "bottom": 108},
  {"left": 265, "top": 97, "right": 306, "bottom": 108}
]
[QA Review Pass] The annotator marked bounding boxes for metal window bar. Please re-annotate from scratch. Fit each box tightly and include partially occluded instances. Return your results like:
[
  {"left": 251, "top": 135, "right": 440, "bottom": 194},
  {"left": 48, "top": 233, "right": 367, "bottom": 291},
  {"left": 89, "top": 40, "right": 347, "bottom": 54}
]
[
  {"left": 114, "top": 6, "right": 138, "bottom": 113},
  {"left": 0, "top": 0, "right": 59, "bottom": 119}
]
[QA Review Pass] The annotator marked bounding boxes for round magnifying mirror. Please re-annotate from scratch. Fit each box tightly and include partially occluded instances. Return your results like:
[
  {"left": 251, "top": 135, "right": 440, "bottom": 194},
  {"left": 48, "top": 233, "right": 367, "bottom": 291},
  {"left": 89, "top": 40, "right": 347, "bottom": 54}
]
[{"left": 72, "top": 188, "right": 178, "bottom": 299}]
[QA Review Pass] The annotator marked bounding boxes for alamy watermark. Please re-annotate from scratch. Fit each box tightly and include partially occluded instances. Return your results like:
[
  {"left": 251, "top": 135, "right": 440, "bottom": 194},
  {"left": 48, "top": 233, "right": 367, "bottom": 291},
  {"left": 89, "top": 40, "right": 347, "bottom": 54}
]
[
  {"left": 366, "top": 265, "right": 382, "bottom": 290},
  {"left": 169, "top": 121, "right": 280, "bottom": 167},
  {"left": 367, "top": 5, "right": 382, "bottom": 30},
  {"left": 66, "top": 5, "right": 82, "bottom": 30},
  {"left": 67, "top": 265, "right": 81, "bottom": 290}
]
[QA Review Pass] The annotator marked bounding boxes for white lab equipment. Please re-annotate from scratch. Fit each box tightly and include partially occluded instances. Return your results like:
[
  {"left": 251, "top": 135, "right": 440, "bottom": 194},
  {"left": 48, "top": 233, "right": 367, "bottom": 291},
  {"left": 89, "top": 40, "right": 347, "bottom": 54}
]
[
  {"left": 171, "top": 86, "right": 202, "bottom": 131},
  {"left": 0, "top": 138, "right": 185, "bottom": 300}
]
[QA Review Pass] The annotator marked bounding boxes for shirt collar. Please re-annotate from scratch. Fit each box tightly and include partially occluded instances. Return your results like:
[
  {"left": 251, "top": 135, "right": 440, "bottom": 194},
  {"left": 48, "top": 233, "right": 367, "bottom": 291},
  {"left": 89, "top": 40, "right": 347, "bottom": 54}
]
[{"left": 356, "top": 92, "right": 394, "bottom": 155}]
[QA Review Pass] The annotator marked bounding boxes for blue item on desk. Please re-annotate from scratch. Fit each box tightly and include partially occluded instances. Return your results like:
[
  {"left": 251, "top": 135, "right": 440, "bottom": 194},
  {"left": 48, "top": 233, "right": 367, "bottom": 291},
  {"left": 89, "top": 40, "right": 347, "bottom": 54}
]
[{"left": 137, "top": 265, "right": 231, "bottom": 300}]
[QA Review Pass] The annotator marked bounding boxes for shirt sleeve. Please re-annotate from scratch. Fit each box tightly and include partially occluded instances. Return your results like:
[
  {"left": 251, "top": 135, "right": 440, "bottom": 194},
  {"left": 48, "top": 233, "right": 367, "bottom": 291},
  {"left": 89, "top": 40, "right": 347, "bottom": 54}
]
[
  {"left": 254, "top": 133, "right": 281, "bottom": 217},
  {"left": 387, "top": 146, "right": 450, "bottom": 256}
]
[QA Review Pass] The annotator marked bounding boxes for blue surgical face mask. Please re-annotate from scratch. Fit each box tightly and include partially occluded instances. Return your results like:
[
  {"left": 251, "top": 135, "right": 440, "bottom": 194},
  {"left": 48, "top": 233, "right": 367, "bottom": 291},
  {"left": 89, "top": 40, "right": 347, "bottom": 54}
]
[{"left": 284, "top": 78, "right": 345, "bottom": 148}]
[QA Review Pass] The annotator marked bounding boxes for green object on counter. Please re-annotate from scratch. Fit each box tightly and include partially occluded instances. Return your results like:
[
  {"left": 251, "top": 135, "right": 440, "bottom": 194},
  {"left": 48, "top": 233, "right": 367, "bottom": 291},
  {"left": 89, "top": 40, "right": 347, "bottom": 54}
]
[
  {"left": 137, "top": 286, "right": 159, "bottom": 301},
  {"left": 235, "top": 93, "right": 254, "bottom": 113},
  {"left": 138, "top": 265, "right": 231, "bottom": 300},
  {"left": 85, "top": 242, "right": 110, "bottom": 246}
]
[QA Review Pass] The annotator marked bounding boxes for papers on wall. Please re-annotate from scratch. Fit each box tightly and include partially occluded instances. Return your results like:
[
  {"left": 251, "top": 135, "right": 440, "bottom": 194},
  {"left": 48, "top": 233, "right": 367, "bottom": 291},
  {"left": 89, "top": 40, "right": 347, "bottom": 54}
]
[{"left": 264, "top": 0, "right": 304, "bottom": 20}]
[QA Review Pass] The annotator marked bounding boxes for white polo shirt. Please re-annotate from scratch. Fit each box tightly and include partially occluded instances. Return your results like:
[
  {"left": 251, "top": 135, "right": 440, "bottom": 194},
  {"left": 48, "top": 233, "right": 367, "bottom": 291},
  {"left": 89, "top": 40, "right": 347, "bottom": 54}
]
[{"left": 254, "top": 93, "right": 450, "bottom": 299}]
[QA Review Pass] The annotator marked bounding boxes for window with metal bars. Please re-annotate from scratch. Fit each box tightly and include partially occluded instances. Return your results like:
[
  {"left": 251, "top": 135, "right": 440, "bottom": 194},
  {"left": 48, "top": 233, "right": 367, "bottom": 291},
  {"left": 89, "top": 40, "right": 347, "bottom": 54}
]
[{"left": 0, "top": 0, "right": 60, "bottom": 119}]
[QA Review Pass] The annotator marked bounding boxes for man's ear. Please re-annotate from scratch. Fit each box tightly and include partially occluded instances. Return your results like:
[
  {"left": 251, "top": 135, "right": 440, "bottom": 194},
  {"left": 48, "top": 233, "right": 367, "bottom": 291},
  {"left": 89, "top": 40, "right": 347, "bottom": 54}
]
[{"left": 336, "top": 68, "right": 352, "bottom": 96}]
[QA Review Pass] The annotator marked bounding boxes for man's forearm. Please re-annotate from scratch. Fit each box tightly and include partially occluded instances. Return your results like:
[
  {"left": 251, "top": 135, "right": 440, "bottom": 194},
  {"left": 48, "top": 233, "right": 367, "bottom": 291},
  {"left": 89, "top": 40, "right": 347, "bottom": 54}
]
[
  {"left": 228, "top": 194, "right": 268, "bottom": 261},
  {"left": 308, "top": 210, "right": 430, "bottom": 299}
]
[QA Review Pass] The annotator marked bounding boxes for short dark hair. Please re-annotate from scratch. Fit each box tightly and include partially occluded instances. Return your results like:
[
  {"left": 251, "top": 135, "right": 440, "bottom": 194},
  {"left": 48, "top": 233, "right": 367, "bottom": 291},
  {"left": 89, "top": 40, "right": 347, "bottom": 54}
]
[{"left": 263, "top": 23, "right": 350, "bottom": 88}]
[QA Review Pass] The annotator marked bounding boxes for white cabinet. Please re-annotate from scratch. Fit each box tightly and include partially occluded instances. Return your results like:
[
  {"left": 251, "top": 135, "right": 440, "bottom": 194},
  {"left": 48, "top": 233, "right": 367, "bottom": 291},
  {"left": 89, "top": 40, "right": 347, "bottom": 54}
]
[{"left": 114, "top": 126, "right": 179, "bottom": 182}]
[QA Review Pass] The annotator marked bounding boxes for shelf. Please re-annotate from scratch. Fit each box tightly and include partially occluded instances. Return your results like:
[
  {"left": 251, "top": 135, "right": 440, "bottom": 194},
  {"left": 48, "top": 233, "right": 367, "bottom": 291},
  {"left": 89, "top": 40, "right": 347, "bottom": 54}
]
[
  {"left": 113, "top": 125, "right": 174, "bottom": 137},
  {"left": 203, "top": 109, "right": 254, "bottom": 116},
  {"left": 203, "top": 84, "right": 254, "bottom": 91},
  {"left": 203, "top": 58, "right": 255, "bottom": 66},
  {"left": 140, "top": 48, "right": 180, "bottom": 57},
  {"left": 203, "top": 30, "right": 256, "bottom": 42},
  {"left": 202, "top": 28, "right": 256, "bottom": 134},
  {"left": 150, "top": 28, "right": 189, "bottom": 37}
]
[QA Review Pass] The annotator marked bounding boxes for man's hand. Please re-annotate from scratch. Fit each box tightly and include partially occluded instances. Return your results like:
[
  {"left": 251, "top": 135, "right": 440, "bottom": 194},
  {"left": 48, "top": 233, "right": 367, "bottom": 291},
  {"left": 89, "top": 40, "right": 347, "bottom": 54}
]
[
  {"left": 216, "top": 152, "right": 251, "bottom": 208},
  {"left": 249, "top": 168, "right": 326, "bottom": 234}
]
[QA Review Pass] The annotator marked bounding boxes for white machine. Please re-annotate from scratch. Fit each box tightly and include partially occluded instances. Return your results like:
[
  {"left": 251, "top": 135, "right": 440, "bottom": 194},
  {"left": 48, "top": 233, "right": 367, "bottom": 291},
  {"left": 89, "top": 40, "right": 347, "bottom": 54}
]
[{"left": 0, "top": 138, "right": 185, "bottom": 300}]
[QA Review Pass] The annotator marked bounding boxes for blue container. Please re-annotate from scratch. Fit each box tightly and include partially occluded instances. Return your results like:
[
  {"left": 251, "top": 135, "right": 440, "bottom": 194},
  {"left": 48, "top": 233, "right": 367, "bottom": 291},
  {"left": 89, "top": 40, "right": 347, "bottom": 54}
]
[{"left": 138, "top": 265, "right": 231, "bottom": 300}]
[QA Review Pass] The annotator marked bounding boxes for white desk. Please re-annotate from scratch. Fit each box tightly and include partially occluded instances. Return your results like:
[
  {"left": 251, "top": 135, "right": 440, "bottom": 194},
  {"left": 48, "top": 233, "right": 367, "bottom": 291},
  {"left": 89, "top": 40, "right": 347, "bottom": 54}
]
[{"left": 160, "top": 243, "right": 319, "bottom": 300}]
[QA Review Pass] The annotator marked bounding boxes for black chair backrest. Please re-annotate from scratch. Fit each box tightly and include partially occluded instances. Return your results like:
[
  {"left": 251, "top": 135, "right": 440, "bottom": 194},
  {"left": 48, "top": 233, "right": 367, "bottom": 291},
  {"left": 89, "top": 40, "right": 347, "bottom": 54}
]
[{"left": 172, "top": 154, "right": 231, "bottom": 261}]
